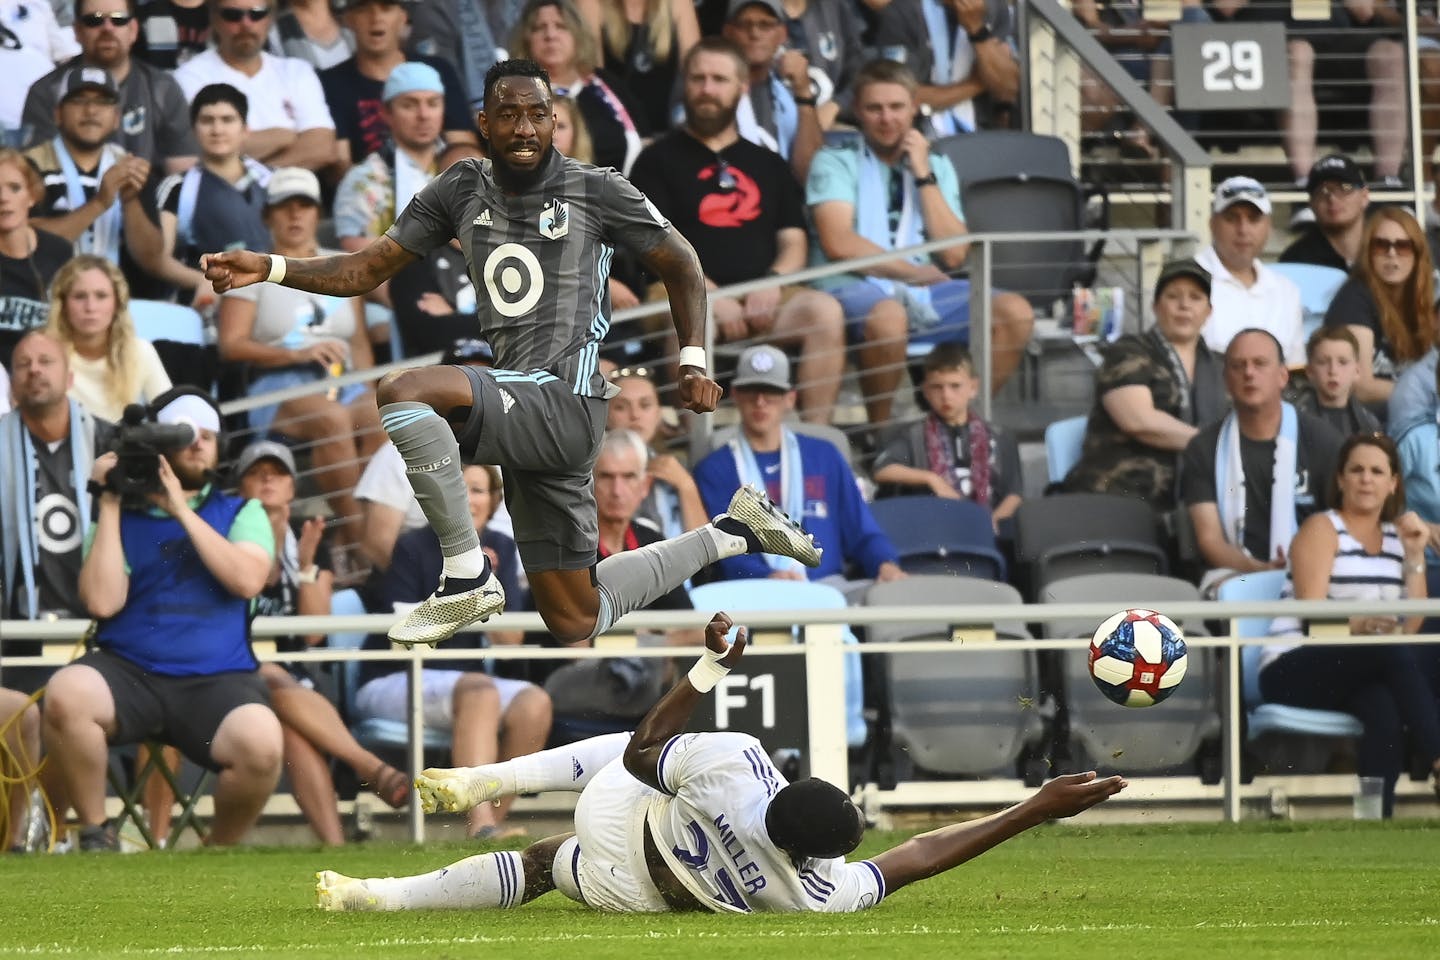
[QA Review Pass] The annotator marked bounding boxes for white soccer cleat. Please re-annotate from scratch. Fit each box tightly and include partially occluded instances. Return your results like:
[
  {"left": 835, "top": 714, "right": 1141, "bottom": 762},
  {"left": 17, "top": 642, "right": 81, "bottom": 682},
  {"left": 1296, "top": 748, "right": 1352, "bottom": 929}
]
[
  {"left": 721, "top": 484, "right": 823, "bottom": 568},
  {"left": 414, "top": 766, "right": 506, "bottom": 815},
  {"left": 388, "top": 569, "right": 506, "bottom": 647},
  {"left": 316, "top": 870, "right": 381, "bottom": 912}
]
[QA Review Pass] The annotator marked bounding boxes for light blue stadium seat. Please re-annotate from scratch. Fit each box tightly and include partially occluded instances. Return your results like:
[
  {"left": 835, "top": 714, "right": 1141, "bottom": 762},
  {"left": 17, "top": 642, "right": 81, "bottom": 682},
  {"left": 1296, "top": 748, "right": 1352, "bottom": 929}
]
[
  {"left": 1216, "top": 572, "right": 1364, "bottom": 740},
  {"left": 129, "top": 299, "right": 205, "bottom": 345},
  {"left": 688, "top": 579, "right": 867, "bottom": 749},
  {"left": 1265, "top": 263, "right": 1347, "bottom": 341},
  {"left": 1043, "top": 415, "right": 1087, "bottom": 485},
  {"left": 325, "top": 588, "right": 452, "bottom": 752}
]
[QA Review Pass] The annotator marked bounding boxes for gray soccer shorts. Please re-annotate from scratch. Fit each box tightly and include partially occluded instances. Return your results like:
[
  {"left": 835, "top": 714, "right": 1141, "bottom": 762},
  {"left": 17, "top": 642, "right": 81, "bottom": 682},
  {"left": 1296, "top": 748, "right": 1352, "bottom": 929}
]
[{"left": 457, "top": 365, "right": 607, "bottom": 572}]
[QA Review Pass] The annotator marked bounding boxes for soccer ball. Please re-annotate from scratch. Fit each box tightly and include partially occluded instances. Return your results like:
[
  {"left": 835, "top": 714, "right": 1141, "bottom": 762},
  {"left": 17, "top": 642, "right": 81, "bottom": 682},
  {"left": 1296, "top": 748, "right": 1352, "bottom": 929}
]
[{"left": 1087, "top": 608, "right": 1188, "bottom": 708}]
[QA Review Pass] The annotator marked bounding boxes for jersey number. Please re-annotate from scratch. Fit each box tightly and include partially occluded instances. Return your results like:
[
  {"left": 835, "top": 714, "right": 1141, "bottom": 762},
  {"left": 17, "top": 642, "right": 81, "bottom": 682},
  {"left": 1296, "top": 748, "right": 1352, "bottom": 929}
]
[{"left": 482, "top": 242, "right": 544, "bottom": 318}]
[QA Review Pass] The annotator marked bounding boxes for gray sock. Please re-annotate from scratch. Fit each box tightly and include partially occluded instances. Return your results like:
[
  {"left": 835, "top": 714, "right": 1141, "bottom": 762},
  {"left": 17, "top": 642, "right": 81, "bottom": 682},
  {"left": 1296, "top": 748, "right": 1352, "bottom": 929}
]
[
  {"left": 589, "top": 525, "right": 745, "bottom": 640},
  {"left": 379, "top": 401, "right": 480, "bottom": 567}
]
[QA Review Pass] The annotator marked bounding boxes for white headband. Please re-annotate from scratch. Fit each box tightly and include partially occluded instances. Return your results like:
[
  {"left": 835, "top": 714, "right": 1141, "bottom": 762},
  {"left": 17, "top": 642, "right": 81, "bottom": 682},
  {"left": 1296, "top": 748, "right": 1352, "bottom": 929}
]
[{"left": 154, "top": 393, "right": 220, "bottom": 434}]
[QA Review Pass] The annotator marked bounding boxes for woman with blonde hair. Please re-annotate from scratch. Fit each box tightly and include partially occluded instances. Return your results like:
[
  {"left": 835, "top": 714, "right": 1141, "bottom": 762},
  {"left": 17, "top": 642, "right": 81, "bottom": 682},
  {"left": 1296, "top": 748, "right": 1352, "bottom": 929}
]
[
  {"left": 45, "top": 255, "right": 172, "bottom": 423},
  {"left": 588, "top": 0, "right": 699, "bottom": 133},
  {"left": 1323, "top": 207, "right": 1438, "bottom": 405},
  {"left": 0, "top": 147, "right": 74, "bottom": 369},
  {"left": 511, "top": 0, "right": 647, "bottom": 174},
  {"left": 552, "top": 95, "right": 595, "bottom": 165}
]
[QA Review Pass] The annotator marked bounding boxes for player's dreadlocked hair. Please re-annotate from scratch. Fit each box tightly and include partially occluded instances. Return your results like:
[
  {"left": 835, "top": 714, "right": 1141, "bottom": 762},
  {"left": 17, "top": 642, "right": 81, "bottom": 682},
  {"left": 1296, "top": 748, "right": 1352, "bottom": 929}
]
[
  {"left": 483, "top": 59, "right": 554, "bottom": 108},
  {"left": 764, "top": 778, "right": 865, "bottom": 860}
]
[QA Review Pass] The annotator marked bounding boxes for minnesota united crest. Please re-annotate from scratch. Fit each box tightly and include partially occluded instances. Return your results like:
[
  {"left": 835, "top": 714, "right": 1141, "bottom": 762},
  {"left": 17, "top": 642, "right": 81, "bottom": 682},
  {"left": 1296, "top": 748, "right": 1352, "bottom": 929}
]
[{"left": 538, "top": 199, "right": 569, "bottom": 240}]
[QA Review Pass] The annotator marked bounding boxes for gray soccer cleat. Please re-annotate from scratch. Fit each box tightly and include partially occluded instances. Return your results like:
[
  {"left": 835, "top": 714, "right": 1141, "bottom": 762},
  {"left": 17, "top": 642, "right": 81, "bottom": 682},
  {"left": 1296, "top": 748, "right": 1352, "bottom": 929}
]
[
  {"left": 388, "top": 568, "right": 506, "bottom": 648},
  {"left": 719, "top": 484, "right": 823, "bottom": 568},
  {"left": 414, "top": 766, "right": 506, "bottom": 815}
]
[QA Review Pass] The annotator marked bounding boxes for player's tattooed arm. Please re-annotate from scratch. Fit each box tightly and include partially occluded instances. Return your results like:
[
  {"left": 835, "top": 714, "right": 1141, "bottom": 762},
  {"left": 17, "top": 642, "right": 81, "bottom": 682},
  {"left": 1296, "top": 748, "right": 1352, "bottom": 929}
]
[
  {"left": 203, "top": 236, "right": 420, "bottom": 296},
  {"left": 624, "top": 613, "right": 746, "bottom": 791},
  {"left": 637, "top": 229, "right": 708, "bottom": 352}
]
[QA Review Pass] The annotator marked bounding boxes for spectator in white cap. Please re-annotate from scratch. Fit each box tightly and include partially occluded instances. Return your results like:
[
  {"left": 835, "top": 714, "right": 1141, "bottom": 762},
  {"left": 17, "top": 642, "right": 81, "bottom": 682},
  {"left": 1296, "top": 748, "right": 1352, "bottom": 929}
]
[
  {"left": 218, "top": 165, "right": 382, "bottom": 550},
  {"left": 319, "top": 0, "right": 477, "bottom": 173},
  {"left": 1194, "top": 176, "right": 1305, "bottom": 367}
]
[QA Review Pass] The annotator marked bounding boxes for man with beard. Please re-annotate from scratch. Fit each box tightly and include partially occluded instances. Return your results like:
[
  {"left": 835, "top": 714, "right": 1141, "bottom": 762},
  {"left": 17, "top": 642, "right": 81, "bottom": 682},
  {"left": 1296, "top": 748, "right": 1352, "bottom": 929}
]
[
  {"left": 1280, "top": 155, "right": 1371, "bottom": 272},
  {"left": 41, "top": 386, "right": 283, "bottom": 851},
  {"left": 22, "top": 0, "right": 196, "bottom": 173},
  {"left": 629, "top": 38, "right": 842, "bottom": 424},
  {"left": 173, "top": 0, "right": 334, "bottom": 170},
  {"left": 202, "top": 58, "right": 823, "bottom": 649},
  {"left": 23, "top": 66, "right": 162, "bottom": 271}
]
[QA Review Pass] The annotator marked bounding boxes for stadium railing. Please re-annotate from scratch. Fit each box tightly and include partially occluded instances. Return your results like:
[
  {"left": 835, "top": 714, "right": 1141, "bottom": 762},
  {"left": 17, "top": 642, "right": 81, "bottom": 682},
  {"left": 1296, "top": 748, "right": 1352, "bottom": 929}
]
[{"left": 7, "top": 597, "right": 1437, "bottom": 840}]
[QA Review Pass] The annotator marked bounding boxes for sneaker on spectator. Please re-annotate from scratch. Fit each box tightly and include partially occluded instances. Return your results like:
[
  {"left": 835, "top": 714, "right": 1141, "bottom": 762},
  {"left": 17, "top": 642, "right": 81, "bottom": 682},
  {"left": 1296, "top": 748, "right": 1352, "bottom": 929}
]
[{"left": 78, "top": 821, "right": 119, "bottom": 852}]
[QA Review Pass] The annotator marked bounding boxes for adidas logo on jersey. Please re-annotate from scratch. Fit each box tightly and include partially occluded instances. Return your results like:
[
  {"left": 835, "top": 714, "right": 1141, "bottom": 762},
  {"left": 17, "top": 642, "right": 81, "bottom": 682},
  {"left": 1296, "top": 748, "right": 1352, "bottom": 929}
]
[
  {"left": 498, "top": 389, "right": 516, "bottom": 413},
  {"left": 474, "top": 209, "right": 493, "bottom": 227}
]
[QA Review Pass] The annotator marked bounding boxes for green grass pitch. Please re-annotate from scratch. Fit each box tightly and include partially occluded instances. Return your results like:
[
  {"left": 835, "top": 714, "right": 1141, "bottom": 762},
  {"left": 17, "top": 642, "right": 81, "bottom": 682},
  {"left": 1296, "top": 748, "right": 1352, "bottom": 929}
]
[{"left": 2, "top": 820, "right": 1437, "bottom": 959}]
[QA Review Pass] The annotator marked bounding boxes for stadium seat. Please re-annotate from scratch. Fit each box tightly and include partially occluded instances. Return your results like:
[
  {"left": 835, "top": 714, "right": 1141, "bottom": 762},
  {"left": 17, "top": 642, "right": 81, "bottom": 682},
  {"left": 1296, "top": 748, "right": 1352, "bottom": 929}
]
[
  {"left": 129, "top": 299, "right": 206, "bottom": 346},
  {"left": 1043, "top": 415, "right": 1088, "bottom": 485},
  {"left": 687, "top": 578, "right": 867, "bottom": 749},
  {"left": 866, "top": 576, "right": 1047, "bottom": 782},
  {"left": 1013, "top": 492, "right": 1167, "bottom": 598},
  {"left": 1043, "top": 573, "right": 1221, "bottom": 776},
  {"left": 1215, "top": 572, "right": 1364, "bottom": 741},
  {"left": 1265, "top": 263, "right": 1347, "bottom": 341},
  {"left": 868, "top": 495, "right": 1006, "bottom": 580}
]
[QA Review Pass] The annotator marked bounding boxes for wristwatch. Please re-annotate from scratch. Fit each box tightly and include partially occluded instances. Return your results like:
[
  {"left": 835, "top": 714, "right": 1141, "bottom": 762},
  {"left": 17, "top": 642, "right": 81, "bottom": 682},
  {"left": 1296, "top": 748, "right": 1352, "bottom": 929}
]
[
  {"left": 967, "top": 24, "right": 993, "bottom": 43},
  {"left": 913, "top": 172, "right": 939, "bottom": 187},
  {"left": 296, "top": 565, "right": 320, "bottom": 584}
]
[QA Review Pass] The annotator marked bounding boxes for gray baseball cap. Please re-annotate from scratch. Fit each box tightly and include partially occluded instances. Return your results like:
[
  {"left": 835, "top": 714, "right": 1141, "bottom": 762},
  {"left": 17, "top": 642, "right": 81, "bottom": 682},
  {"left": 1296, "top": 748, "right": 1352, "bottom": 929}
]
[
  {"left": 732, "top": 344, "right": 792, "bottom": 391},
  {"left": 236, "top": 440, "right": 297, "bottom": 478},
  {"left": 726, "top": 0, "right": 784, "bottom": 21}
]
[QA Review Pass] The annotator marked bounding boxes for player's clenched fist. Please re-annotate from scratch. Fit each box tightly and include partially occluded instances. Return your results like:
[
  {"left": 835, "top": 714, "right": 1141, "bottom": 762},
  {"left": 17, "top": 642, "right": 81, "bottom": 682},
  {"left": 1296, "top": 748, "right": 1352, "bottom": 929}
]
[
  {"left": 202, "top": 250, "right": 270, "bottom": 293},
  {"left": 677, "top": 369, "right": 722, "bottom": 414}
]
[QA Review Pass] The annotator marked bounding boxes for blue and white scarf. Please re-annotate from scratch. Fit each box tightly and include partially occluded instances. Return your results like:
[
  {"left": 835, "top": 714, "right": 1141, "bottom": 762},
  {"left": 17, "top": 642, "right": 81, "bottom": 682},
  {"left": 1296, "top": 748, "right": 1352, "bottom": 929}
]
[
  {"left": 55, "top": 137, "right": 122, "bottom": 262},
  {"left": 855, "top": 145, "right": 940, "bottom": 327},
  {"left": 729, "top": 428, "right": 805, "bottom": 574},
  {"left": 921, "top": 0, "right": 976, "bottom": 135},
  {"left": 0, "top": 402, "right": 95, "bottom": 620},
  {"left": 1216, "top": 402, "right": 1298, "bottom": 561},
  {"left": 736, "top": 73, "right": 797, "bottom": 159}
]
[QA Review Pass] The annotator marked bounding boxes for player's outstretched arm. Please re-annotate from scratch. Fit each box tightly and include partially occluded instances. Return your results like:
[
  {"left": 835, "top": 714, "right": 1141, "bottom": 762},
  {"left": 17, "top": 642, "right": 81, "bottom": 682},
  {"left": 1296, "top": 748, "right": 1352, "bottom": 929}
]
[
  {"left": 202, "top": 235, "right": 419, "bottom": 298},
  {"left": 637, "top": 230, "right": 722, "bottom": 415},
  {"left": 870, "top": 772, "right": 1126, "bottom": 896},
  {"left": 623, "top": 612, "right": 747, "bottom": 791}
]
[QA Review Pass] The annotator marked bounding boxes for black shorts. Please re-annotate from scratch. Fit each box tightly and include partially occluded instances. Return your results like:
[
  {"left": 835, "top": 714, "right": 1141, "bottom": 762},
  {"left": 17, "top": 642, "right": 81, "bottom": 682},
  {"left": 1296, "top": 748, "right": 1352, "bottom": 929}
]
[
  {"left": 76, "top": 649, "right": 271, "bottom": 772},
  {"left": 457, "top": 366, "right": 609, "bottom": 572}
]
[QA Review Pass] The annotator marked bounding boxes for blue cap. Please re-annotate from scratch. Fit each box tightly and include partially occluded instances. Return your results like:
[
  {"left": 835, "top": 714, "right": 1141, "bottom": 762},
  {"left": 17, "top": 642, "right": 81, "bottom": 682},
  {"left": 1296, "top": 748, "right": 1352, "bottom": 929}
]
[{"left": 382, "top": 62, "right": 445, "bottom": 103}]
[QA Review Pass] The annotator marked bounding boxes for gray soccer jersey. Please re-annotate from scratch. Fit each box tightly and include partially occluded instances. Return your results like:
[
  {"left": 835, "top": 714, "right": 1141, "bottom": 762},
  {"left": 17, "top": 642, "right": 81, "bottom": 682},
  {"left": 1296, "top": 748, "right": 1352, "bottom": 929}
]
[{"left": 385, "top": 151, "right": 672, "bottom": 398}]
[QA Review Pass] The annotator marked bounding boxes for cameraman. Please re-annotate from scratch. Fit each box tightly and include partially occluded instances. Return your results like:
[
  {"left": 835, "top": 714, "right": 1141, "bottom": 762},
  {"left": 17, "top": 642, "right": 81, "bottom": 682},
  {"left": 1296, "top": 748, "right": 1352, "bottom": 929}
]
[{"left": 41, "top": 387, "right": 283, "bottom": 851}]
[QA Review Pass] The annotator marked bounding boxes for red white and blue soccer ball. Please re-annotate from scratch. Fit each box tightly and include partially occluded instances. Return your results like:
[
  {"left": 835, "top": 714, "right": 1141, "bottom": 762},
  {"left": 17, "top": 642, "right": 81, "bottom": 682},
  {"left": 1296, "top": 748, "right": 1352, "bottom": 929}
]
[{"left": 1087, "top": 608, "right": 1188, "bottom": 708}]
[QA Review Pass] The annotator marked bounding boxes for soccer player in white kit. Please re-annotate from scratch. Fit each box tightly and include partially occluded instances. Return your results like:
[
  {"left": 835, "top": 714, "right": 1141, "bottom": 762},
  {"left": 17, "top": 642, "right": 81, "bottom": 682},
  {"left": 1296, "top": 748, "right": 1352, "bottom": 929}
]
[{"left": 316, "top": 613, "right": 1128, "bottom": 915}]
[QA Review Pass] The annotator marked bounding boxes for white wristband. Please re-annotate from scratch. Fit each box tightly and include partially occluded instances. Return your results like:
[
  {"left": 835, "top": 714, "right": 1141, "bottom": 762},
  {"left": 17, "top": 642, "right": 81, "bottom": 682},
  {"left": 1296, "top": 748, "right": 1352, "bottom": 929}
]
[
  {"left": 678, "top": 346, "right": 707, "bottom": 371},
  {"left": 266, "top": 254, "right": 287, "bottom": 284},
  {"left": 687, "top": 649, "right": 731, "bottom": 694}
]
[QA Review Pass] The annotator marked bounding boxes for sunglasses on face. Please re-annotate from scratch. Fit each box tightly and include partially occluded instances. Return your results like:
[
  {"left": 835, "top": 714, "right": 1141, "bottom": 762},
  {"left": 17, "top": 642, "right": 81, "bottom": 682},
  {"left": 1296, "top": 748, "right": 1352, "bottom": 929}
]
[
  {"left": 218, "top": 6, "right": 271, "bottom": 23},
  {"left": 1311, "top": 182, "right": 1359, "bottom": 200},
  {"left": 1371, "top": 237, "right": 1415, "bottom": 256},
  {"left": 80, "top": 11, "right": 133, "bottom": 27}
]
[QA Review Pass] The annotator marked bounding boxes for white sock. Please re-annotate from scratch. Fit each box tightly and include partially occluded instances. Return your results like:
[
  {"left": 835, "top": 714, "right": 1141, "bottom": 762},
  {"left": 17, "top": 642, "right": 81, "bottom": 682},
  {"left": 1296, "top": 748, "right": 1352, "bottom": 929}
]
[
  {"left": 359, "top": 852, "right": 525, "bottom": 910},
  {"left": 442, "top": 545, "right": 489, "bottom": 580},
  {"left": 489, "top": 733, "right": 630, "bottom": 795},
  {"left": 705, "top": 523, "right": 749, "bottom": 559}
]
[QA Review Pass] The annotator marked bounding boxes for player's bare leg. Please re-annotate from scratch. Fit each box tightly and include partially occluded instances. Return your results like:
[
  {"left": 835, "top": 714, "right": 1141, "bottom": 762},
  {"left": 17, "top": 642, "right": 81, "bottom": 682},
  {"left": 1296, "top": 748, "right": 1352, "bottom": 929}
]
[{"left": 317, "top": 833, "right": 573, "bottom": 912}]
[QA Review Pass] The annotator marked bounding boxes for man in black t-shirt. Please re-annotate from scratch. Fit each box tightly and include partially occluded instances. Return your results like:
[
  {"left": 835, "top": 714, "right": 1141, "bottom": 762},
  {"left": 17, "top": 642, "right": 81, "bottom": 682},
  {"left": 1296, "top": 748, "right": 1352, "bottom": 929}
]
[
  {"left": 1181, "top": 328, "right": 1343, "bottom": 590},
  {"left": 629, "top": 37, "right": 844, "bottom": 424},
  {"left": 1280, "top": 154, "right": 1370, "bottom": 272}
]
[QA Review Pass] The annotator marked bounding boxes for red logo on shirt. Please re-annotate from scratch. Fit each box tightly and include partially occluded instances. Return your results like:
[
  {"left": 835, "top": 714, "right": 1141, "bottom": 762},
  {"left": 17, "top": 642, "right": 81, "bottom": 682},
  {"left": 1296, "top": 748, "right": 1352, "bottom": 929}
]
[{"left": 697, "top": 164, "right": 762, "bottom": 228}]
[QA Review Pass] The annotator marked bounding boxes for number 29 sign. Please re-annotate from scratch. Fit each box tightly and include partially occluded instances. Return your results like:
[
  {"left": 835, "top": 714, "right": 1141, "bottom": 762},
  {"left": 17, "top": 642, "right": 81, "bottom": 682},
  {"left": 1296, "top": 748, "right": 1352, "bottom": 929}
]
[{"left": 1172, "top": 22, "right": 1289, "bottom": 112}]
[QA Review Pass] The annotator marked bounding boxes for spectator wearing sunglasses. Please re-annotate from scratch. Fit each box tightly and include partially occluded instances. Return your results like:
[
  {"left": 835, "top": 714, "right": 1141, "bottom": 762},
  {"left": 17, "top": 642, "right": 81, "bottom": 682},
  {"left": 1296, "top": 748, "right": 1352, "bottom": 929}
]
[
  {"left": 21, "top": 0, "right": 196, "bottom": 175},
  {"left": 629, "top": 37, "right": 844, "bottom": 425},
  {"left": 1322, "top": 207, "right": 1439, "bottom": 406},
  {"left": 173, "top": 0, "right": 335, "bottom": 171}
]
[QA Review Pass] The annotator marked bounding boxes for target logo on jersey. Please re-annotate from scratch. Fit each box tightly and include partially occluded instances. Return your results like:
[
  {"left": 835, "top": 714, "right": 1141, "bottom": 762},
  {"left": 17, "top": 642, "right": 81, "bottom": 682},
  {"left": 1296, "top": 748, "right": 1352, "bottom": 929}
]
[{"left": 1087, "top": 608, "right": 1188, "bottom": 708}]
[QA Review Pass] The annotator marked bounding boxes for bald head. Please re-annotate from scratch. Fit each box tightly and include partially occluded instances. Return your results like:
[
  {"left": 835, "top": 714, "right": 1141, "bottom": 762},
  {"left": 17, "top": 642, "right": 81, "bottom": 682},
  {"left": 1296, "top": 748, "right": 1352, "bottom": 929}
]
[{"left": 11, "top": 331, "right": 72, "bottom": 416}]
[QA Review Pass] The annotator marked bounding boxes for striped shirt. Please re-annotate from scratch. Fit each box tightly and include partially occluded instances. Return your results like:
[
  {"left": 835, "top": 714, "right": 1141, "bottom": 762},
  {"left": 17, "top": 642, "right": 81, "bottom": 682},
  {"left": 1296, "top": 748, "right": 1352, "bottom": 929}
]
[
  {"left": 1263, "top": 510, "right": 1405, "bottom": 669},
  {"left": 386, "top": 150, "right": 672, "bottom": 398}
]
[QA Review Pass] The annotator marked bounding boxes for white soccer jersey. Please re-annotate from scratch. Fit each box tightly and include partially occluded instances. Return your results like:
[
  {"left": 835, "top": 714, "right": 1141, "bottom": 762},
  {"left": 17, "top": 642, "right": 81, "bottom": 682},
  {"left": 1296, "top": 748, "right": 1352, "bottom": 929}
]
[{"left": 648, "top": 732, "right": 886, "bottom": 914}]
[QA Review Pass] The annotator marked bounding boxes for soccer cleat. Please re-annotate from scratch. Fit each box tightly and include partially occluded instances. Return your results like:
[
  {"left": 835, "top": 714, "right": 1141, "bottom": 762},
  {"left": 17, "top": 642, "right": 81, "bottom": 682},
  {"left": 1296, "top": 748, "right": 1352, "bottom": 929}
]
[
  {"left": 388, "top": 568, "right": 506, "bottom": 647},
  {"left": 414, "top": 766, "right": 506, "bottom": 815},
  {"left": 718, "top": 484, "right": 823, "bottom": 568},
  {"left": 316, "top": 870, "right": 381, "bottom": 912}
]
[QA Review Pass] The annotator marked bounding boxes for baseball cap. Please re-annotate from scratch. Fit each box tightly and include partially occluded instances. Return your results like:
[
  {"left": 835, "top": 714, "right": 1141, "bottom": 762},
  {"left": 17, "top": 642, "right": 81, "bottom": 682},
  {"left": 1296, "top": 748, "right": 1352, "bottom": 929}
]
[
  {"left": 726, "top": 0, "right": 784, "bottom": 21},
  {"left": 1304, "top": 154, "right": 1366, "bottom": 193},
  {"left": 441, "top": 337, "right": 495, "bottom": 365},
  {"left": 1212, "top": 176, "right": 1271, "bottom": 216},
  {"left": 59, "top": 66, "right": 118, "bottom": 104},
  {"left": 265, "top": 167, "right": 321, "bottom": 207},
  {"left": 235, "top": 440, "right": 297, "bottom": 478},
  {"left": 1153, "top": 258, "right": 1211, "bottom": 300},
  {"left": 732, "top": 344, "right": 792, "bottom": 391},
  {"left": 383, "top": 61, "right": 445, "bottom": 103}
]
